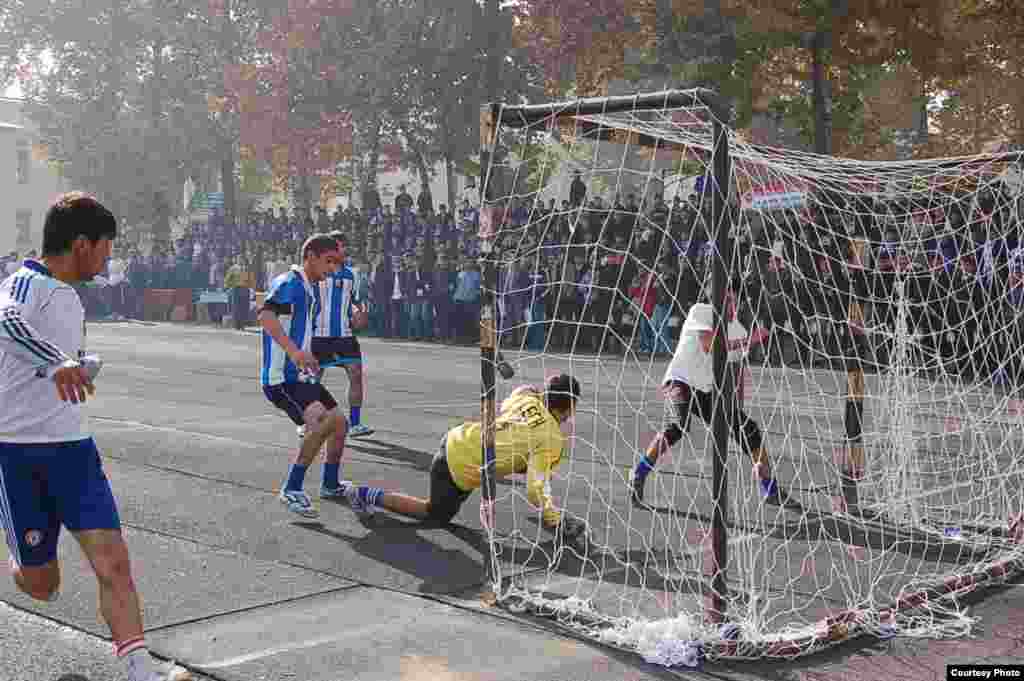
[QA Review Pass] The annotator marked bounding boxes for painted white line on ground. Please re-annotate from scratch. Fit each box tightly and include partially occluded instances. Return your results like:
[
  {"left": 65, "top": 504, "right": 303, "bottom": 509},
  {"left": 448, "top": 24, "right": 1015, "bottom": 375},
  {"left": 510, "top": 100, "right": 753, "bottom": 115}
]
[{"left": 197, "top": 625, "right": 396, "bottom": 669}]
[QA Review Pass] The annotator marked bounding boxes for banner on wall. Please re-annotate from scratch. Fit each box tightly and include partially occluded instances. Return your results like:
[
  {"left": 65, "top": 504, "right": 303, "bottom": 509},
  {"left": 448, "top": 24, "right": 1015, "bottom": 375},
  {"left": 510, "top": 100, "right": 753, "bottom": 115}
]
[
  {"left": 742, "top": 182, "right": 807, "bottom": 212},
  {"left": 197, "top": 289, "right": 230, "bottom": 305}
]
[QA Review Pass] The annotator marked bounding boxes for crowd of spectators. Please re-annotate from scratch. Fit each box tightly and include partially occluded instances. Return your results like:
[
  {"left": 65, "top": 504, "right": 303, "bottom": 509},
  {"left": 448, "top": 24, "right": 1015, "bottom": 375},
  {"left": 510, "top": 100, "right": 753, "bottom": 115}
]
[{"left": 5, "top": 180, "right": 1024, "bottom": 389}]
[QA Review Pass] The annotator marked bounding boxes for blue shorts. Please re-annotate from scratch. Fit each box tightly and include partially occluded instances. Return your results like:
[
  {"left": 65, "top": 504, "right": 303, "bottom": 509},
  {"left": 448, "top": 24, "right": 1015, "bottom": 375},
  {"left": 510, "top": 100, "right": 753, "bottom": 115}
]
[{"left": 0, "top": 438, "right": 121, "bottom": 567}]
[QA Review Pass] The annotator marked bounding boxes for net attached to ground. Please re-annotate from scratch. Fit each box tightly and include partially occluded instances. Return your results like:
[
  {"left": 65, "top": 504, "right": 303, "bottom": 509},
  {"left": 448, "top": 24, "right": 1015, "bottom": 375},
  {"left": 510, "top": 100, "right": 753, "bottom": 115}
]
[{"left": 476, "top": 90, "right": 1024, "bottom": 665}]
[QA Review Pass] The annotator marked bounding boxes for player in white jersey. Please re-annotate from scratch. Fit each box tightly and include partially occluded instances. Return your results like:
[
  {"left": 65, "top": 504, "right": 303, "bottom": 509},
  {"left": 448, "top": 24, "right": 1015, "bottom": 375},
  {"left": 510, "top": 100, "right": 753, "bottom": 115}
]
[
  {"left": 630, "top": 288, "right": 788, "bottom": 508},
  {"left": 0, "top": 193, "right": 191, "bottom": 681},
  {"left": 309, "top": 231, "right": 373, "bottom": 438}
]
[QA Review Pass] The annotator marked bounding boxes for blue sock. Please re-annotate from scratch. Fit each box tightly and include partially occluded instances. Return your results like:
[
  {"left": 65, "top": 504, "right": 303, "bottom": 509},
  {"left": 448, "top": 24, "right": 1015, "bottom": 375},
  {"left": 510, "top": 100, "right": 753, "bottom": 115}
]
[
  {"left": 322, "top": 463, "right": 340, "bottom": 489},
  {"left": 350, "top": 406, "right": 361, "bottom": 427},
  {"left": 634, "top": 455, "right": 655, "bottom": 482},
  {"left": 358, "top": 486, "right": 384, "bottom": 506},
  {"left": 285, "top": 464, "right": 308, "bottom": 492}
]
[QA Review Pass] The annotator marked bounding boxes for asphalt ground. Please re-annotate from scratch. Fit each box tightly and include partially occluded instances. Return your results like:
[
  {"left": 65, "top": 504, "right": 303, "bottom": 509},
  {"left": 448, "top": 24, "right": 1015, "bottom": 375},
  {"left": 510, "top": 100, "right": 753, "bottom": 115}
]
[{"left": 1, "top": 321, "right": 1022, "bottom": 681}]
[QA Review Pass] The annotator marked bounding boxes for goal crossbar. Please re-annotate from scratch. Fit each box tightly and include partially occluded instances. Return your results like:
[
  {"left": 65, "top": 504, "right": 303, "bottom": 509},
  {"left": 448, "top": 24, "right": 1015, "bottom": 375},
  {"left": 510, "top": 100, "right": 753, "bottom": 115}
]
[{"left": 486, "top": 88, "right": 728, "bottom": 129}]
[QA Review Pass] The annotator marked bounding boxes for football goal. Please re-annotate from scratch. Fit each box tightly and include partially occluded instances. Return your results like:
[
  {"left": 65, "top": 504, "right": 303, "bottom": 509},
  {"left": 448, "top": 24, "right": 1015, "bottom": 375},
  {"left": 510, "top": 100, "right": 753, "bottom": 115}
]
[{"left": 475, "top": 87, "right": 1024, "bottom": 666}]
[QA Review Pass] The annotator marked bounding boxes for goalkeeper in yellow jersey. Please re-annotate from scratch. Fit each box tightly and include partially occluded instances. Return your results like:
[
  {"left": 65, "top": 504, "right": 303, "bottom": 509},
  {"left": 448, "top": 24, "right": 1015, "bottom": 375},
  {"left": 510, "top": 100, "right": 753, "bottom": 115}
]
[{"left": 343, "top": 374, "right": 588, "bottom": 542}]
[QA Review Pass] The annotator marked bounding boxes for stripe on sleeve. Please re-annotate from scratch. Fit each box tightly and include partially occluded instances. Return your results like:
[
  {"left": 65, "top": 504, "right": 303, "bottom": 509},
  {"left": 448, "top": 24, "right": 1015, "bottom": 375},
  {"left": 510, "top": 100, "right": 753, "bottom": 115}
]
[{"left": 1, "top": 307, "right": 70, "bottom": 364}]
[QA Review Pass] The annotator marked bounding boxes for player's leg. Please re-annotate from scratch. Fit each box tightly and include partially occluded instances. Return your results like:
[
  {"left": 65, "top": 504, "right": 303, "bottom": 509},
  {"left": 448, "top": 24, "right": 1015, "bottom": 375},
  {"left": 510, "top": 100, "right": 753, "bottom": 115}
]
[
  {"left": 346, "top": 437, "right": 471, "bottom": 522},
  {"left": 691, "top": 389, "right": 788, "bottom": 504},
  {"left": 315, "top": 386, "right": 352, "bottom": 499},
  {"left": 61, "top": 440, "right": 191, "bottom": 681},
  {"left": 1, "top": 443, "right": 62, "bottom": 601},
  {"left": 265, "top": 384, "right": 344, "bottom": 517},
  {"left": 631, "top": 381, "right": 690, "bottom": 506},
  {"left": 75, "top": 530, "right": 190, "bottom": 681},
  {"left": 340, "top": 338, "right": 373, "bottom": 437}
]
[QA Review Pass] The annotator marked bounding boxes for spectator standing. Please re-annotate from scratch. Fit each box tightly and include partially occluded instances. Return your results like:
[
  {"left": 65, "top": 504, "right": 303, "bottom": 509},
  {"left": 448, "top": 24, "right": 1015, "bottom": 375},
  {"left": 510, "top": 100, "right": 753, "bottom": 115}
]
[
  {"left": 500, "top": 259, "right": 530, "bottom": 350},
  {"left": 126, "top": 250, "right": 148, "bottom": 320},
  {"left": 525, "top": 258, "right": 548, "bottom": 352},
  {"left": 389, "top": 255, "right": 407, "bottom": 339},
  {"left": 405, "top": 253, "right": 433, "bottom": 341},
  {"left": 369, "top": 252, "right": 393, "bottom": 337},
  {"left": 630, "top": 269, "right": 658, "bottom": 353},
  {"left": 224, "top": 256, "right": 247, "bottom": 330},
  {"left": 452, "top": 257, "right": 481, "bottom": 343},
  {"left": 395, "top": 185, "right": 414, "bottom": 214},
  {"left": 417, "top": 187, "right": 433, "bottom": 215},
  {"left": 431, "top": 251, "right": 456, "bottom": 342},
  {"left": 107, "top": 249, "right": 127, "bottom": 319},
  {"left": 570, "top": 170, "right": 587, "bottom": 207}
]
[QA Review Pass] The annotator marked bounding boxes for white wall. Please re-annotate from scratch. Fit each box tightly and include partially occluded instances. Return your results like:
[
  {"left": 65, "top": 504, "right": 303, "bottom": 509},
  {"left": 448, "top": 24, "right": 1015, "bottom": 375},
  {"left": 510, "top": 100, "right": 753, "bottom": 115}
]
[{"left": 0, "top": 98, "right": 69, "bottom": 256}]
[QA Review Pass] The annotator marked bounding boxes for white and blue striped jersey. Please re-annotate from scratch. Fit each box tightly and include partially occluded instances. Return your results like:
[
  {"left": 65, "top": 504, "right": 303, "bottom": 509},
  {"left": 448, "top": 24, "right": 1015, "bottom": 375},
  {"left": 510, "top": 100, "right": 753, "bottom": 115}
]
[
  {"left": 316, "top": 266, "right": 355, "bottom": 339},
  {"left": 0, "top": 260, "right": 87, "bottom": 443},
  {"left": 260, "top": 265, "right": 321, "bottom": 387}
]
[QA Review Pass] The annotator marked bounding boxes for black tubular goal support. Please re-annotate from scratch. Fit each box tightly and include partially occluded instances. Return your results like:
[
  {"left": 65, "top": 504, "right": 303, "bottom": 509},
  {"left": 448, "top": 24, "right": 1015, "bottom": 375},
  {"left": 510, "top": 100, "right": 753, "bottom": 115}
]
[{"left": 477, "top": 88, "right": 734, "bottom": 623}]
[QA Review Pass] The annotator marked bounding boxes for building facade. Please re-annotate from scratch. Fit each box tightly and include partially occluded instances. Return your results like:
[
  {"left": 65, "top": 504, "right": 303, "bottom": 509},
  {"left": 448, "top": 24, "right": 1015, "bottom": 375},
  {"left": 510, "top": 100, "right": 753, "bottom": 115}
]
[{"left": 0, "top": 97, "right": 68, "bottom": 256}]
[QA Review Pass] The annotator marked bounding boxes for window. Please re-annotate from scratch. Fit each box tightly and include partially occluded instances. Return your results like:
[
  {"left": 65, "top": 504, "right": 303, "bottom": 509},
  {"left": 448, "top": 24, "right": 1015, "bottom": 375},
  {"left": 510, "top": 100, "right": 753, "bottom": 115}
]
[
  {"left": 16, "top": 140, "right": 29, "bottom": 184},
  {"left": 15, "top": 210, "right": 31, "bottom": 248}
]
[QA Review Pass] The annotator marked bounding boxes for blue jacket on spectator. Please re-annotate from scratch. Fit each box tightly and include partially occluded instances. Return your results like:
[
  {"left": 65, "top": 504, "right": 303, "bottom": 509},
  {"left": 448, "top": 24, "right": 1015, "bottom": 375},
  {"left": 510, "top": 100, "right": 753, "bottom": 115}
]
[{"left": 454, "top": 269, "right": 481, "bottom": 303}]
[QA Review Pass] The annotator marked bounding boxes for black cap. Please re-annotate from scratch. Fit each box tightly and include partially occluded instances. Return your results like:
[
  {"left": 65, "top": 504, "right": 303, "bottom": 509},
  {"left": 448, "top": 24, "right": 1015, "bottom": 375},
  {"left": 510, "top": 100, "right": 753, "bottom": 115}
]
[{"left": 545, "top": 373, "right": 581, "bottom": 402}]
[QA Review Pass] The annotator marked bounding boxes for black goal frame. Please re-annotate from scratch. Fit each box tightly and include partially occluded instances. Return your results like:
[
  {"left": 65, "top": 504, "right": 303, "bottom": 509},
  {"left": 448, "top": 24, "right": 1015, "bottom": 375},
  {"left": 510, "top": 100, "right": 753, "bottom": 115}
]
[{"left": 476, "top": 88, "right": 735, "bottom": 622}]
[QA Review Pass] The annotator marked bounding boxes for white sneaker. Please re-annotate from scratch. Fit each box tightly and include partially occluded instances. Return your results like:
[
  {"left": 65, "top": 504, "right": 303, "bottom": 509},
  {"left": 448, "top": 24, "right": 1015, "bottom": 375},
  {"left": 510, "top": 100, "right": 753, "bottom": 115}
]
[
  {"left": 151, "top": 662, "right": 193, "bottom": 681},
  {"left": 278, "top": 489, "right": 319, "bottom": 518},
  {"left": 348, "top": 423, "right": 374, "bottom": 438},
  {"left": 296, "top": 424, "right": 307, "bottom": 440},
  {"left": 320, "top": 480, "right": 352, "bottom": 499}
]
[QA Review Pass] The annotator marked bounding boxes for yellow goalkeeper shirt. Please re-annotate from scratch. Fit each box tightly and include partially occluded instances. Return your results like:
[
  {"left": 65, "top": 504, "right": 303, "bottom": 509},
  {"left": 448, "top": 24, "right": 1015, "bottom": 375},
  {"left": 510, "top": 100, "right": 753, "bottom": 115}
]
[{"left": 445, "top": 388, "right": 565, "bottom": 527}]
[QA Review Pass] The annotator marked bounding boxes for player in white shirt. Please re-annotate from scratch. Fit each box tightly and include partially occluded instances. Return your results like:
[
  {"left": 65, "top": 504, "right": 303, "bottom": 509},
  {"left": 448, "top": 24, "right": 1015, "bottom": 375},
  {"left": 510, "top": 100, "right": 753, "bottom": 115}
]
[
  {"left": 0, "top": 193, "right": 191, "bottom": 681},
  {"left": 630, "top": 287, "right": 787, "bottom": 507}
]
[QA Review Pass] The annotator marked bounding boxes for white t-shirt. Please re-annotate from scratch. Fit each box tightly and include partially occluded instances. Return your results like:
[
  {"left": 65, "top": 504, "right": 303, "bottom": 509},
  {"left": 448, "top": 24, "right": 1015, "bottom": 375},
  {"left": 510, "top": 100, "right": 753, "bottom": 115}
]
[
  {"left": 0, "top": 260, "right": 89, "bottom": 443},
  {"left": 107, "top": 258, "right": 126, "bottom": 285},
  {"left": 663, "top": 303, "right": 748, "bottom": 392}
]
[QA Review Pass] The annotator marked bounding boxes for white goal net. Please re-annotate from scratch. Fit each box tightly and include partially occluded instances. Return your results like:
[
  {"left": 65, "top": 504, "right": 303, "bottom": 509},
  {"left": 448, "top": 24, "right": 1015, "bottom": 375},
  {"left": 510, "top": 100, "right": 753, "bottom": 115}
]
[{"left": 476, "top": 89, "right": 1024, "bottom": 665}]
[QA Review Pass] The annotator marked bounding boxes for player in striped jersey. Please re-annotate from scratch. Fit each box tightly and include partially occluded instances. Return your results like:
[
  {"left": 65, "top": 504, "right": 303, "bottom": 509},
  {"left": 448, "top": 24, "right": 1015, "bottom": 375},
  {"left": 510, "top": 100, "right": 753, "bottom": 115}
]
[
  {"left": 310, "top": 231, "right": 373, "bottom": 439},
  {"left": 259, "top": 234, "right": 349, "bottom": 518},
  {"left": 0, "top": 193, "right": 191, "bottom": 681}
]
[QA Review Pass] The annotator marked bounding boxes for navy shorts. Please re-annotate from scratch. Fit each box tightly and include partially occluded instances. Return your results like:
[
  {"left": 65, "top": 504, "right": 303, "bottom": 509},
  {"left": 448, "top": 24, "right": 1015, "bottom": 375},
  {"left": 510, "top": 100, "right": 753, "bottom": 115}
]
[
  {"left": 0, "top": 438, "right": 121, "bottom": 567},
  {"left": 264, "top": 382, "right": 339, "bottom": 426},
  {"left": 311, "top": 336, "right": 362, "bottom": 366}
]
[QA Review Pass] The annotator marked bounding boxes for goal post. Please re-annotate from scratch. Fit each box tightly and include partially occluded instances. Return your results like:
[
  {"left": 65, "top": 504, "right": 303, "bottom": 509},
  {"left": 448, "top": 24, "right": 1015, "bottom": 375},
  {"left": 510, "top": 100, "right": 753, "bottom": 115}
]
[
  {"left": 477, "top": 89, "right": 736, "bottom": 620},
  {"left": 472, "top": 85, "right": 1024, "bottom": 668}
]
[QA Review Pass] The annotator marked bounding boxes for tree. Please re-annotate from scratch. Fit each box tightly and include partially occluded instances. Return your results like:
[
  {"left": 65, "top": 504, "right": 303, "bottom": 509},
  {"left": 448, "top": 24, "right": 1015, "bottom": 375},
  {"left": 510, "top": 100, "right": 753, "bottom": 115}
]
[
  {"left": 514, "top": 0, "right": 987, "bottom": 160},
  {"left": 0, "top": 0, "right": 230, "bottom": 236},
  {"left": 921, "top": 1, "right": 1024, "bottom": 155}
]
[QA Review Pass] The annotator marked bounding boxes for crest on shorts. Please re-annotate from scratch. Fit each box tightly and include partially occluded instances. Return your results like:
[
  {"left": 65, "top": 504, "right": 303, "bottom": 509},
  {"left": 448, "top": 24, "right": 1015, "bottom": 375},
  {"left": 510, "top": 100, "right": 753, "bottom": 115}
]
[{"left": 24, "top": 529, "right": 43, "bottom": 547}]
